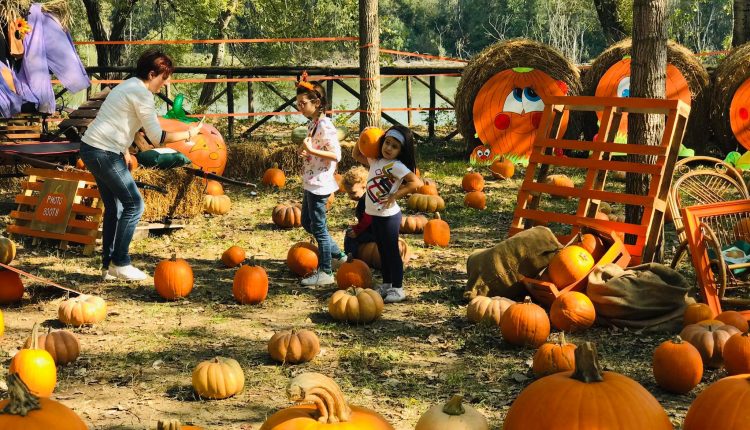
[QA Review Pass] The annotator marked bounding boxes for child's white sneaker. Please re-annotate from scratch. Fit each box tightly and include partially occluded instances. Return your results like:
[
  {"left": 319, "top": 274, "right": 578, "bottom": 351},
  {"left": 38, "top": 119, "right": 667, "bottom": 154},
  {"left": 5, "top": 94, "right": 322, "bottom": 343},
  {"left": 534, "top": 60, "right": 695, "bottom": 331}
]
[
  {"left": 374, "top": 283, "right": 392, "bottom": 296},
  {"left": 332, "top": 253, "right": 348, "bottom": 270},
  {"left": 102, "top": 268, "right": 116, "bottom": 281},
  {"left": 108, "top": 264, "right": 148, "bottom": 282},
  {"left": 383, "top": 287, "right": 406, "bottom": 303},
  {"left": 301, "top": 271, "right": 335, "bottom": 286}
]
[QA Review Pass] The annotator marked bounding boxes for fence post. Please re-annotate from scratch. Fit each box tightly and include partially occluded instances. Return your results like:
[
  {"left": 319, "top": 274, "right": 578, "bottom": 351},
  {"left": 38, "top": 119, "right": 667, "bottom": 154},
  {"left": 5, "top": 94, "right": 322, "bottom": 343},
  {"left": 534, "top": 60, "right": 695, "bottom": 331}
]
[
  {"left": 326, "top": 78, "right": 334, "bottom": 118},
  {"left": 406, "top": 76, "right": 413, "bottom": 127},
  {"left": 428, "top": 76, "right": 436, "bottom": 140},
  {"left": 359, "top": 0, "right": 381, "bottom": 130},
  {"left": 247, "top": 80, "right": 254, "bottom": 123},
  {"left": 227, "top": 76, "right": 235, "bottom": 140}
]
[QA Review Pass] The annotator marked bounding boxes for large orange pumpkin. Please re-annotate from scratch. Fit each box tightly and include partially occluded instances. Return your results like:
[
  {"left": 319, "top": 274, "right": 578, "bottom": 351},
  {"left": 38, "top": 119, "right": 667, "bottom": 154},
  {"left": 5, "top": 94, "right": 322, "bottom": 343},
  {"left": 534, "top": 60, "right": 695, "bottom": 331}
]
[
  {"left": 233, "top": 262, "right": 269, "bottom": 305},
  {"left": 161, "top": 118, "right": 227, "bottom": 175},
  {"left": 547, "top": 246, "right": 595, "bottom": 288},
  {"left": 499, "top": 297, "right": 550, "bottom": 347},
  {"left": 272, "top": 203, "right": 302, "bottom": 228},
  {"left": 653, "top": 335, "right": 703, "bottom": 394},
  {"left": 10, "top": 323, "right": 57, "bottom": 397},
  {"left": 473, "top": 68, "right": 569, "bottom": 160},
  {"left": 357, "top": 127, "right": 384, "bottom": 159},
  {"left": 549, "top": 291, "right": 596, "bottom": 332},
  {"left": 595, "top": 57, "right": 691, "bottom": 142},
  {"left": 504, "top": 343, "right": 673, "bottom": 430},
  {"left": 0, "top": 269, "right": 24, "bottom": 304},
  {"left": 730, "top": 78, "right": 750, "bottom": 150},
  {"left": 464, "top": 191, "right": 487, "bottom": 210},
  {"left": 715, "top": 310, "right": 749, "bottom": 332},
  {"left": 286, "top": 242, "right": 319, "bottom": 277},
  {"left": 683, "top": 374, "right": 750, "bottom": 430},
  {"left": 154, "top": 255, "right": 194, "bottom": 300},
  {"left": 260, "top": 372, "right": 394, "bottom": 430},
  {"left": 0, "top": 374, "right": 87, "bottom": 430}
]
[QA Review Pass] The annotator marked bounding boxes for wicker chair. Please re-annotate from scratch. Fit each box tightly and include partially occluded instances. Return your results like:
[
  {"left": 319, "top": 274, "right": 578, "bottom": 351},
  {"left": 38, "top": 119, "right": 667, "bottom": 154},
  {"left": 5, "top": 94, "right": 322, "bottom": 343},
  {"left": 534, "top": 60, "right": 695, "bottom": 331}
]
[{"left": 668, "top": 156, "right": 749, "bottom": 268}]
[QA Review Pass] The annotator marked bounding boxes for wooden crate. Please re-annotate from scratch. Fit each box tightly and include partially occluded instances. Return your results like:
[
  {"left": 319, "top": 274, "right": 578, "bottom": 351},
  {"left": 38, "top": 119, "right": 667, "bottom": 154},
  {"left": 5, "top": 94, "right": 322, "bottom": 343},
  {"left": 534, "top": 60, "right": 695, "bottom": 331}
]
[
  {"left": 509, "top": 96, "right": 690, "bottom": 265},
  {"left": 0, "top": 113, "right": 42, "bottom": 143},
  {"left": 7, "top": 168, "right": 103, "bottom": 255}
]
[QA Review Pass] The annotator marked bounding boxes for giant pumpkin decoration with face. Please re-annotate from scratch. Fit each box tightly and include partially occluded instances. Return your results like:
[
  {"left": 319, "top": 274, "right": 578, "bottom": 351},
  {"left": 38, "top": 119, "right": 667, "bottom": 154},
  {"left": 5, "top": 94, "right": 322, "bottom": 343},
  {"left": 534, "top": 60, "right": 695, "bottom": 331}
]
[
  {"left": 595, "top": 57, "right": 691, "bottom": 142},
  {"left": 730, "top": 78, "right": 750, "bottom": 150},
  {"left": 473, "top": 67, "right": 569, "bottom": 161},
  {"left": 159, "top": 118, "right": 227, "bottom": 175}
]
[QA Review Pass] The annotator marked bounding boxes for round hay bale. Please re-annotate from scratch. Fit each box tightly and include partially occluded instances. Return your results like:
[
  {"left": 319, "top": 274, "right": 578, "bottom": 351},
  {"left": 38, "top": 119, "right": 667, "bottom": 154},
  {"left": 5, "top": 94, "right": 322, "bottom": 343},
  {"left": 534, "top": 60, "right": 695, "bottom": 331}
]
[
  {"left": 574, "top": 39, "right": 710, "bottom": 152},
  {"left": 455, "top": 38, "right": 582, "bottom": 160},
  {"left": 710, "top": 42, "right": 750, "bottom": 153},
  {"left": 132, "top": 168, "right": 204, "bottom": 222}
]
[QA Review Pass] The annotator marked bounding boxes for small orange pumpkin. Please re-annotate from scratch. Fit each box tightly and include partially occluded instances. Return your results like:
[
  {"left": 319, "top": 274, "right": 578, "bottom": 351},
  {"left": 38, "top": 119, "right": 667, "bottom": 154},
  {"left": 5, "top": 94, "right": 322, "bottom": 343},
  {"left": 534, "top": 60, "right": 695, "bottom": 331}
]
[
  {"left": 550, "top": 292, "right": 596, "bottom": 332},
  {"left": 466, "top": 296, "right": 515, "bottom": 326},
  {"left": 424, "top": 213, "right": 450, "bottom": 247},
  {"left": 0, "top": 236, "right": 17, "bottom": 265},
  {"left": 23, "top": 328, "right": 80, "bottom": 366},
  {"left": 272, "top": 203, "right": 302, "bottom": 228},
  {"left": 204, "top": 180, "right": 224, "bottom": 196},
  {"left": 547, "top": 246, "right": 595, "bottom": 288},
  {"left": 191, "top": 357, "right": 245, "bottom": 400},
  {"left": 400, "top": 214, "right": 429, "bottom": 234},
  {"left": 544, "top": 174, "right": 574, "bottom": 198},
  {"left": 680, "top": 321, "right": 741, "bottom": 368},
  {"left": 532, "top": 333, "right": 577, "bottom": 378},
  {"left": 652, "top": 335, "right": 703, "bottom": 394},
  {"left": 233, "top": 261, "right": 268, "bottom": 305},
  {"left": 723, "top": 332, "right": 750, "bottom": 375},
  {"left": 263, "top": 164, "right": 286, "bottom": 188},
  {"left": 267, "top": 329, "right": 320, "bottom": 364},
  {"left": 715, "top": 310, "right": 749, "bottom": 332},
  {"left": 58, "top": 294, "right": 107, "bottom": 326},
  {"left": 358, "top": 127, "right": 384, "bottom": 159},
  {"left": 683, "top": 303, "right": 715, "bottom": 326},
  {"left": 462, "top": 172, "right": 485, "bottom": 192},
  {"left": 128, "top": 155, "right": 138, "bottom": 172},
  {"left": 221, "top": 245, "right": 246, "bottom": 268},
  {"left": 0, "top": 269, "right": 24, "bottom": 304},
  {"left": 154, "top": 254, "right": 194, "bottom": 300},
  {"left": 335, "top": 258, "right": 373, "bottom": 290},
  {"left": 75, "top": 158, "right": 86, "bottom": 170},
  {"left": 418, "top": 182, "right": 439, "bottom": 196},
  {"left": 490, "top": 158, "right": 514, "bottom": 179},
  {"left": 286, "top": 242, "right": 319, "bottom": 277},
  {"left": 10, "top": 323, "right": 57, "bottom": 397},
  {"left": 576, "top": 233, "right": 606, "bottom": 261},
  {"left": 500, "top": 296, "right": 550, "bottom": 347},
  {"left": 356, "top": 239, "right": 410, "bottom": 270},
  {"left": 464, "top": 191, "right": 487, "bottom": 210}
]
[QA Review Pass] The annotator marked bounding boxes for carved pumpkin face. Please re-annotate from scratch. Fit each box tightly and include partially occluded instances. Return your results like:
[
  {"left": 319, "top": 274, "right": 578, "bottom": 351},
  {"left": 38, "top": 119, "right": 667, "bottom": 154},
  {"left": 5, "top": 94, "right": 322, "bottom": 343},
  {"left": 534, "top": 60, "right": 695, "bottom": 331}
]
[
  {"left": 160, "top": 118, "right": 227, "bottom": 175},
  {"left": 730, "top": 78, "right": 750, "bottom": 150},
  {"left": 469, "top": 145, "right": 493, "bottom": 166},
  {"left": 473, "top": 68, "right": 569, "bottom": 160},
  {"left": 595, "top": 57, "right": 691, "bottom": 142}
]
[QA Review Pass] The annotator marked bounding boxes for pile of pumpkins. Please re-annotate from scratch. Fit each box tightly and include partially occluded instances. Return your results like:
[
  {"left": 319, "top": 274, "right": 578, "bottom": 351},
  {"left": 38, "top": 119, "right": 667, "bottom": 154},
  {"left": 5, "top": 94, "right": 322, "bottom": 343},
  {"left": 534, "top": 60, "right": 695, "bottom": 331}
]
[{"left": 202, "top": 180, "right": 231, "bottom": 216}]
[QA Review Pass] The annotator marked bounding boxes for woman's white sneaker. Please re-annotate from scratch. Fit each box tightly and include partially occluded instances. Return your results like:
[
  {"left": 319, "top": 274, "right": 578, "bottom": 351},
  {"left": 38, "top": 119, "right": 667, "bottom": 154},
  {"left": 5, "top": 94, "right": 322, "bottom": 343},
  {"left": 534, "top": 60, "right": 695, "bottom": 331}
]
[{"left": 108, "top": 264, "right": 148, "bottom": 281}]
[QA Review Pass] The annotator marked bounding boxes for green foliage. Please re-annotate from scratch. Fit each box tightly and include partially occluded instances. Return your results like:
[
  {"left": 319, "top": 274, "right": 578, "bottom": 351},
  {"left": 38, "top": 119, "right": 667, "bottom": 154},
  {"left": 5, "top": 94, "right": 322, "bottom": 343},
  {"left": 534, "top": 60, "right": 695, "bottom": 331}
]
[{"left": 668, "top": 0, "right": 733, "bottom": 52}]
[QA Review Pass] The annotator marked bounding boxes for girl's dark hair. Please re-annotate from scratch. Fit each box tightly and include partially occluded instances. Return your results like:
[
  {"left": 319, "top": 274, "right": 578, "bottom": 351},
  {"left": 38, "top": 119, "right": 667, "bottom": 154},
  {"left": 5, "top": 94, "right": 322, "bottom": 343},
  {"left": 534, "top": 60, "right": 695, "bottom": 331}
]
[
  {"left": 295, "top": 82, "right": 327, "bottom": 112},
  {"left": 135, "top": 49, "right": 175, "bottom": 80},
  {"left": 380, "top": 125, "right": 417, "bottom": 172}
]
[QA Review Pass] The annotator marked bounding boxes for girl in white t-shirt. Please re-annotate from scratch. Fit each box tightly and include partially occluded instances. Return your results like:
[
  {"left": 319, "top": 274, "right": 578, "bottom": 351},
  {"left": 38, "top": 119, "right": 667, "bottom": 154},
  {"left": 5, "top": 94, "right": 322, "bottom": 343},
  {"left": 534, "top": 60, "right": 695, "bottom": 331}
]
[
  {"left": 352, "top": 125, "right": 423, "bottom": 302},
  {"left": 295, "top": 79, "right": 346, "bottom": 286}
]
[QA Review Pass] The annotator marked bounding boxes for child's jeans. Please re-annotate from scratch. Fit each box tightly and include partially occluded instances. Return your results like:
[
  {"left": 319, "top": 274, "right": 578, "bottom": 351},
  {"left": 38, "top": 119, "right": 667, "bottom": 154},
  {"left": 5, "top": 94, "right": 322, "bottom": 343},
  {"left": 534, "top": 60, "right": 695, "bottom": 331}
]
[
  {"left": 301, "top": 190, "right": 341, "bottom": 273},
  {"left": 370, "top": 212, "right": 403, "bottom": 288}
]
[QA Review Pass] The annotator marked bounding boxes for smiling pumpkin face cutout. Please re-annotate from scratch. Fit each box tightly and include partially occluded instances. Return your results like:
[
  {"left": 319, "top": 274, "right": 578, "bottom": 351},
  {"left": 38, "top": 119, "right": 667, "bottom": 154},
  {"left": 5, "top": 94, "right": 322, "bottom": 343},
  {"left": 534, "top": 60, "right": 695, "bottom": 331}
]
[
  {"left": 595, "top": 57, "right": 691, "bottom": 142},
  {"left": 730, "top": 78, "right": 750, "bottom": 150},
  {"left": 159, "top": 118, "right": 227, "bottom": 175},
  {"left": 473, "top": 67, "right": 570, "bottom": 161}
]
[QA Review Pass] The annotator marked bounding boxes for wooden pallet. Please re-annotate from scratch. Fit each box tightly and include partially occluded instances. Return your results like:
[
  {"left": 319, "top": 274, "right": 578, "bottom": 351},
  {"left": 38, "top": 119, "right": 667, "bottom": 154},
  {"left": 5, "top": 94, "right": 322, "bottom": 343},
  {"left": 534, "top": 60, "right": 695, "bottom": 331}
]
[
  {"left": 0, "top": 113, "right": 42, "bottom": 143},
  {"left": 508, "top": 96, "right": 690, "bottom": 264},
  {"left": 7, "top": 168, "right": 103, "bottom": 255}
]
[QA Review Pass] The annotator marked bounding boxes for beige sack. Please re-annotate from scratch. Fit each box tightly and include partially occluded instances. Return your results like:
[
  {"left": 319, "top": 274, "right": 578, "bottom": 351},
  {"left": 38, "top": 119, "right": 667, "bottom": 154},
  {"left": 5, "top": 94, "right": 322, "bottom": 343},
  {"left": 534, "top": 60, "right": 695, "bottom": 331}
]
[{"left": 465, "top": 226, "right": 563, "bottom": 300}]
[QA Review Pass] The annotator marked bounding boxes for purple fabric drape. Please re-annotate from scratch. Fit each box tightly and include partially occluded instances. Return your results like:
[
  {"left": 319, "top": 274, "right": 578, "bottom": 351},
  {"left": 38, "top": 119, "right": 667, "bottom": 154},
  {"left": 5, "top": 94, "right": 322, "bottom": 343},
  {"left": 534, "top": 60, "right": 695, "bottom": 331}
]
[
  {"left": 0, "top": 63, "right": 22, "bottom": 117},
  {"left": 16, "top": 4, "right": 89, "bottom": 114}
]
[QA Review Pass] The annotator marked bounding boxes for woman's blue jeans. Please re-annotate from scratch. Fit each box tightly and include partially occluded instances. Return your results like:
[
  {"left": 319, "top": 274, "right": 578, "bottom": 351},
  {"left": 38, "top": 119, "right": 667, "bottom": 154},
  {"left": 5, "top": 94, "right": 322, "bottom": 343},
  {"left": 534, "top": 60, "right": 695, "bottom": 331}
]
[
  {"left": 79, "top": 143, "right": 144, "bottom": 269},
  {"left": 301, "top": 190, "right": 341, "bottom": 274}
]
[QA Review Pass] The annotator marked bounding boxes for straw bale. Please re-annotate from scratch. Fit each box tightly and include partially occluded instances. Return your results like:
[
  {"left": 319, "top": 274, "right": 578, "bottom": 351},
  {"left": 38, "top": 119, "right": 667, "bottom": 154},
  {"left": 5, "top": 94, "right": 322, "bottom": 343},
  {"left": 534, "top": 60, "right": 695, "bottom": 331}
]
[
  {"left": 710, "top": 42, "right": 750, "bottom": 153},
  {"left": 132, "top": 168, "right": 204, "bottom": 222},
  {"left": 574, "top": 39, "right": 710, "bottom": 152},
  {"left": 0, "top": 164, "right": 28, "bottom": 198},
  {"left": 455, "top": 38, "right": 582, "bottom": 149}
]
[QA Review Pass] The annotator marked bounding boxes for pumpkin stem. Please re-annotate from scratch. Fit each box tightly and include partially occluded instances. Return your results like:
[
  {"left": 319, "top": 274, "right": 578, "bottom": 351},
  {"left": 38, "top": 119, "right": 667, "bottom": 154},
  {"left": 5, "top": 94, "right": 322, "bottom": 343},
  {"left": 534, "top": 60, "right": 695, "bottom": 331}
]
[
  {"left": 435, "top": 212, "right": 442, "bottom": 220},
  {"left": 156, "top": 419, "right": 182, "bottom": 430},
  {"left": 287, "top": 372, "right": 352, "bottom": 424},
  {"left": 171, "top": 253, "right": 177, "bottom": 262},
  {"left": 571, "top": 342, "right": 604, "bottom": 383},
  {"left": 1, "top": 373, "right": 41, "bottom": 416},
  {"left": 442, "top": 394, "right": 466, "bottom": 416},
  {"left": 30, "top": 322, "right": 40, "bottom": 350},
  {"left": 671, "top": 335, "right": 684, "bottom": 344},
  {"left": 522, "top": 296, "right": 533, "bottom": 305},
  {"left": 559, "top": 331, "right": 567, "bottom": 346}
]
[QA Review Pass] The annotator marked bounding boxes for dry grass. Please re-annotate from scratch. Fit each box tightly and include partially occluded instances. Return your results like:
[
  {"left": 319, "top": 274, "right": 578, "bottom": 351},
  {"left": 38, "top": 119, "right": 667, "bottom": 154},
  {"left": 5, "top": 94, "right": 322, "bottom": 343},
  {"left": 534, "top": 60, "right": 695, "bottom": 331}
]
[{"left": 0, "top": 137, "right": 718, "bottom": 429}]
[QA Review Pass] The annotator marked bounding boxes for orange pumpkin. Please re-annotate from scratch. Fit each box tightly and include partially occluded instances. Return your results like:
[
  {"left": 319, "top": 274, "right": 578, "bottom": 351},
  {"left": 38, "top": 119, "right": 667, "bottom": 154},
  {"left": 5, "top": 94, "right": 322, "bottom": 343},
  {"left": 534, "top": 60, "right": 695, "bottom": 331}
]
[
  {"left": 0, "top": 236, "right": 16, "bottom": 265},
  {"left": 462, "top": 172, "right": 485, "bottom": 192},
  {"left": 221, "top": 245, "right": 246, "bottom": 268},
  {"left": 128, "top": 155, "right": 138, "bottom": 172},
  {"left": 161, "top": 118, "right": 227, "bottom": 175},
  {"left": 549, "top": 291, "right": 596, "bottom": 332},
  {"left": 576, "top": 233, "right": 606, "bottom": 261},
  {"left": 286, "top": 242, "right": 319, "bottom": 277},
  {"left": 547, "top": 246, "right": 595, "bottom": 288},
  {"left": 500, "top": 296, "right": 550, "bottom": 347},
  {"left": 10, "top": 323, "right": 57, "bottom": 397},
  {"left": 334, "top": 172, "right": 344, "bottom": 193},
  {"left": 730, "top": 78, "right": 750, "bottom": 150},
  {"left": 192, "top": 357, "right": 245, "bottom": 400},
  {"left": 260, "top": 373, "right": 394, "bottom": 430},
  {"left": 0, "top": 374, "right": 87, "bottom": 430},
  {"left": 489, "top": 157, "right": 514, "bottom": 179},
  {"left": 722, "top": 332, "right": 750, "bottom": 375},
  {"left": 683, "top": 374, "right": 750, "bottom": 430},
  {"left": 233, "top": 262, "right": 268, "bottom": 305},
  {"left": 464, "top": 191, "right": 486, "bottom": 210},
  {"left": 204, "top": 180, "right": 224, "bottom": 196},
  {"left": 532, "top": 333, "right": 577, "bottom": 378},
  {"left": 58, "top": 294, "right": 107, "bottom": 326},
  {"left": 504, "top": 343, "right": 673, "bottom": 430},
  {"left": 23, "top": 328, "right": 80, "bottom": 366},
  {"left": 544, "top": 174, "right": 574, "bottom": 198},
  {"left": 358, "top": 127, "right": 384, "bottom": 159},
  {"left": 424, "top": 213, "right": 450, "bottom": 247},
  {"left": 595, "top": 57, "right": 691, "bottom": 142},
  {"left": 473, "top": 68, "right": 570, "bottom": 160},
  {"left": 680, "top": 321, "right": 741, "bottom": 368},
  {"left": 652, "top": 335, "right": 703, "bottom": 394},
  {"left": 715, "top": 310, "right": 749, "bottom": 332},
  {"left": 272, "top": 203, "right": 302, "bottom": 228},
  {"left": 418, "top": 182, "right": 439, "bottom": 196},
  {"left": 0, "top": 269, "right": 24, "bottom": 304},
  {"left": 75, "top": 158, "right": 86, "bottom": 170},
  {"left": 263, "top": 164, "right": 286, "bottom": 188},
  {"left": 356, "top": 239, "right": 410, "bottom": 270},
  {"left": 683, "top": 303, "right": 715, "bottom": 326},
  {"left": 466, "top": 296, "right": 515, "bottom": 326},
  {"left": 400, "top": 214, "right": 428, "bottom": 234},
  {"left": 335, "top": 258, "right": 373, "bottom": 290},
  {"left": 267, "top": 329, "right": 320, "bottom": 364},
  {"left": 154, "top": 255, "right": 194, "bottom": 300},
  {"left": 469, "top": 145, "right": 493, "bottom": 166}
]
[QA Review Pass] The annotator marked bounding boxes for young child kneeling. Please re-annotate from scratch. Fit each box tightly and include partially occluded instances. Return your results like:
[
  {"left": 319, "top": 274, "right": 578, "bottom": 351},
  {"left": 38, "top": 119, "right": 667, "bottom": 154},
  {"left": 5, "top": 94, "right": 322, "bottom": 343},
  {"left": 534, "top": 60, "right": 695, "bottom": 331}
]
[{"left": 341, "top": 166, "right": 375, "bottom": 257}]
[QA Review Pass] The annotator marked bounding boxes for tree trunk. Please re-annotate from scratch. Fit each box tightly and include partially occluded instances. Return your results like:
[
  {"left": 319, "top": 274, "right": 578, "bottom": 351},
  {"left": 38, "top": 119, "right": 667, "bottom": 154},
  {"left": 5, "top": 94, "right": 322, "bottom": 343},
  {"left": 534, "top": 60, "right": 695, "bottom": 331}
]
[
  {"left": 198, "top": 0, "right": 239, "bottom": 107},
  {"left": 81, "top": 0, "right": 138, "bottom": 79},
  {"left": 593, "top": 0, "right": 629, "bottom": 44},
  {"left": 626, "top": 0, "right": 667, "bottom": 260},
  {"left": 359, "top": 0, "right": 381, "bottom": 130},
  {"left": 734, "top": 0, "right": 750, "bottom": 47}
]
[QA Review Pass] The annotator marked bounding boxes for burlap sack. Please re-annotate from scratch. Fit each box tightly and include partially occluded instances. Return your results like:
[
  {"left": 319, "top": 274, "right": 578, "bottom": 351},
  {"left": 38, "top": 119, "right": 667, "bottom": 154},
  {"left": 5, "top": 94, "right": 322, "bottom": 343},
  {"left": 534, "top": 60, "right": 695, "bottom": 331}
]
[
  {"left": 587, "top": 263, "right": 694, "bottom": 330},
  {"left": 465, "top": 226, "right": 563, "bottom": 300}
]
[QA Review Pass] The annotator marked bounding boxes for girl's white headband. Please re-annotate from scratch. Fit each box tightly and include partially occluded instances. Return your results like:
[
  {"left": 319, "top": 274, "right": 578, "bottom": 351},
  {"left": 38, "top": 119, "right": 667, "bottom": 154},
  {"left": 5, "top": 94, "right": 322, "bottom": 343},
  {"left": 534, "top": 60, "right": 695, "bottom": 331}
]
[{"left": 385, "top": 129, "right": 405, "bottom": 145}]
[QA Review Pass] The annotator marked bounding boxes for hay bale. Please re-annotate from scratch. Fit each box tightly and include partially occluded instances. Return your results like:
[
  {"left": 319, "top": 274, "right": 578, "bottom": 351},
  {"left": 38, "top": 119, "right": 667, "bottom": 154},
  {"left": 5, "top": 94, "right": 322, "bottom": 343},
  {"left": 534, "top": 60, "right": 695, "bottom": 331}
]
[
  {"left": 710, "top": 42, "right": 750, "bottom": 153},
  {"left": 132, "top": 168, "right": 204, "bottom": 222},
  {"left": 455, "top": 38, "right": 582, "bottom": 150},
  {"left": 574, "top": 39, "right": 710, "bottom": 152},
  {"left": 0, "top": 164, "right": 29, "bottom": 199}
]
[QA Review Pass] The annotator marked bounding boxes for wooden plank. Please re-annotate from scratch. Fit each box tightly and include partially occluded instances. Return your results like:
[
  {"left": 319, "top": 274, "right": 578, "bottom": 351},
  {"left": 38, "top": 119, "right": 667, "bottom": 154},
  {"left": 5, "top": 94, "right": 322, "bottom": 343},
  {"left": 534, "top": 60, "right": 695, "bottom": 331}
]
[
  {"left": 536, "top": 138, "right": 669, "bottom": 156},
  {"left": 24, "top": 168, "right": 96, "bottom": 183},
  {"left": 68, "top": 110, "right": 99, "bottom": 119},
  {"left": 515, "top": 208, "right": 647, "bottom": 235},
  {"left": 58, "top": 118, "right": 95, "bottom": 128},
  {"left": 546, "top": 96, "right": 681, "bottom": 113},
  {"left": 76, "top": 188, "right": 100, "bottom": 198},
  {"left": 531, "top": 154, "right": 664, "bottom": 174},
  {"left": 15, "top": 195, "right": 39, "bottom": 206},
  {"left": 521, "top": 181, "right": 655, "bottom": 207},
  {"left": 68, "top": 219, "right": 99, "bottom": 230},
  {"left": 72, "top": 204, "right": 102, "bottom": 215},
  {"left": 7, "top": 225, "right": 95, "bottom": 245}
]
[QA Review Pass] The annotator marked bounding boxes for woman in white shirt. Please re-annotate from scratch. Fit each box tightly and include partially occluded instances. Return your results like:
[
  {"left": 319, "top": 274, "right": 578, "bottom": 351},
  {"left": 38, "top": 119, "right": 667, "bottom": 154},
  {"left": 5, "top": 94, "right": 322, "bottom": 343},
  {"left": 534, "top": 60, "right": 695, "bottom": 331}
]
[{"left": 80, "top": 50, "right": 201, "bottom": 281}]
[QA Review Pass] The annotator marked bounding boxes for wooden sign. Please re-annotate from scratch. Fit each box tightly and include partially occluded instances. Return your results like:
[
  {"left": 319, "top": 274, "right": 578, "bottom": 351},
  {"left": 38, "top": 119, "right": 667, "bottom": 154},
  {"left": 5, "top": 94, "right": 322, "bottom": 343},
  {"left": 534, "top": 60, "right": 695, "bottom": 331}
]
[{"left": 30, "top": 178, "right": 78, "bottom": 234}]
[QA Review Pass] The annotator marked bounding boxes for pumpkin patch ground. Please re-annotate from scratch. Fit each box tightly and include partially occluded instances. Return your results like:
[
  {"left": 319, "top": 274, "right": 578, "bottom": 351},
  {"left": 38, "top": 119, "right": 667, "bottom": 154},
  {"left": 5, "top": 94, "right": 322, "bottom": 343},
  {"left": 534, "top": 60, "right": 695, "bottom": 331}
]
[{"left": 0, "top": 137, "right": 716, "bottom": 429}]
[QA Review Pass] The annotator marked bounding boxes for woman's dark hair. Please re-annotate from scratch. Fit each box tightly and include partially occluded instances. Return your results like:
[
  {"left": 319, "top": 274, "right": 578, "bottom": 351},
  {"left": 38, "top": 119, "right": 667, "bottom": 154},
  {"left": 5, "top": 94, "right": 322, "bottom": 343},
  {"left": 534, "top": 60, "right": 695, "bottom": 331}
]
[
  {"left": 380, "top": 125, "right": 417, "bottom": 172},
  {"left": 135, "top": 49, "right": 175, "bottom": 80},
  {"left": 295, "top": 81, "right": 327, "bottom": 112}
]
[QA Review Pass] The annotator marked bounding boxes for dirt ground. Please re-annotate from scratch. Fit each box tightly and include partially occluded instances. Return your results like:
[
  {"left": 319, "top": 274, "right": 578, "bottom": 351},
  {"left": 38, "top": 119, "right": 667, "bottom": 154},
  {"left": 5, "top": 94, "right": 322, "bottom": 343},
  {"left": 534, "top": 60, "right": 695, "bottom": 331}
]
[{"left": 0, "top": 139, "right": 726, "bottom": 429}]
